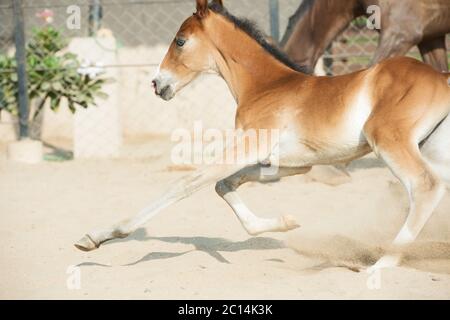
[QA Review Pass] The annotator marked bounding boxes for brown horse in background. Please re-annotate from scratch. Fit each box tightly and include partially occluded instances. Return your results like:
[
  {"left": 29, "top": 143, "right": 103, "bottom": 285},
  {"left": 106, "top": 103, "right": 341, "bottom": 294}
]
[{"left": 281, "top": 0, "right": 450, "bottom": 73}]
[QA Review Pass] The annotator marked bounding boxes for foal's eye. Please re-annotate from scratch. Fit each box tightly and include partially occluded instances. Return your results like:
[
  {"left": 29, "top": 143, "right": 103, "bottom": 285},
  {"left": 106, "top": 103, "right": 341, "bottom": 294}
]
[{"left": 176, "top": 38, "right": 186, "bottom": 47}]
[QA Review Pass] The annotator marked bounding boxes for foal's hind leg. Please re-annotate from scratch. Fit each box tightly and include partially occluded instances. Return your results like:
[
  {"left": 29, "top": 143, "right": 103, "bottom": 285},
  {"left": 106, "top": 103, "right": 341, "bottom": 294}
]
[
  {"left": 364, "top": 128, "right": 446, "bottom": 271},
  {"left": 421, "top": 116, "right": 450, "bottom": 186},
  {"left": 216, "top": 165, "right": 311, "bottom": 235}
]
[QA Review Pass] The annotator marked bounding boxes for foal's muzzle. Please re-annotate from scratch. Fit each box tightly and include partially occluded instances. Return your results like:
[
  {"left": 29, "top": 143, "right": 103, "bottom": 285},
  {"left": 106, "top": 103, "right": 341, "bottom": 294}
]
[{"left": 152, "top": 78, "right": 175, "bottom": 101}]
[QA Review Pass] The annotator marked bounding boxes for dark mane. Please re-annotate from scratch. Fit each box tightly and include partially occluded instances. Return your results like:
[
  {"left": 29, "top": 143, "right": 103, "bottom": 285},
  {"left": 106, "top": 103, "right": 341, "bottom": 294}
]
[{"left": 209, "top": 3, "right": 310, "bottom": 74}]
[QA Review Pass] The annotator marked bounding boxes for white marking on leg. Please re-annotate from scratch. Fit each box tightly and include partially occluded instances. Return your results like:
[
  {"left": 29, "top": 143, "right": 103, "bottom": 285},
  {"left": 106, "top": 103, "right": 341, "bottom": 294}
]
[
  {"left": 422, "top": 114, "right": 450, "bottom": 184},
  {"left": 223, "top": 192, "right": 282, "bottom": 235},
  {"left": 367, "top": 254, "right": 402, "bottom": 273},
  {"left": 393, "top": 226, "right": 414, "bottom": 245}
]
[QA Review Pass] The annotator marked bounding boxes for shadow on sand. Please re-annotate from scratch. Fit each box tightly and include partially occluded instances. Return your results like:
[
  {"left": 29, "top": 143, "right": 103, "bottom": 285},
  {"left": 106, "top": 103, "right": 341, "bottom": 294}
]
[
  {"left": 78, "top": 228, "right": 285, "bottom": 267},
  {"left": 78, "top": 229, "right": 450, "bottom": 274}
]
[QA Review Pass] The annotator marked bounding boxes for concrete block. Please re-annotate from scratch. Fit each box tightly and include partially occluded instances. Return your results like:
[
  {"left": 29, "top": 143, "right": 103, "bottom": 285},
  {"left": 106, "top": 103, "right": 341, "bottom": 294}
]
[{"left": 7, "top": 139, "right": 43, "bottom": 164}]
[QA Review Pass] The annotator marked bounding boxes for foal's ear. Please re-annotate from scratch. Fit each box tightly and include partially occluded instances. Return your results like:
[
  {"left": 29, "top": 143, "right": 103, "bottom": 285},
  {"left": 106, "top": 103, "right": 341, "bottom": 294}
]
[{"left": 196, "top": 0, "right": 209, "bottom": 18}]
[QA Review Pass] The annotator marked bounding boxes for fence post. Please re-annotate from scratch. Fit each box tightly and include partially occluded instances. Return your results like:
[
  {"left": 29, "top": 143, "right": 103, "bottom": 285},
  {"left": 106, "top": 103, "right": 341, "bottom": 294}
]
[
  {"left": 12, "top": 0, "right": 29, "bottom": 139},
  {"left": 269, "top": 0, "right": 280, "bottom": 43},
  {"left": 89, "top": 0, "right": 103, "bottom": 36}
]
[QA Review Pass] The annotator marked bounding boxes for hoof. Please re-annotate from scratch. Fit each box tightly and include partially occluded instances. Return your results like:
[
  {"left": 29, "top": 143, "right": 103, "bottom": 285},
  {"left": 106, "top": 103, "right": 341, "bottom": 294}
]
[
  {"left": 245, "top": 216, "right": 301, "bottom": 236},
  {"left": 281, "top": 215, "right": 301, "bottom": 231},
  {"left": 74, "top": 235, "right": 99, "bottom": 252}
]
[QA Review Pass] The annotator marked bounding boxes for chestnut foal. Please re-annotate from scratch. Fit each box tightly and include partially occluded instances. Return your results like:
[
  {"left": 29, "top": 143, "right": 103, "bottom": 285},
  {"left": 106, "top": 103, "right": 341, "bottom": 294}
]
[{"left": 76, "top": 0, "right": 450, "bottom": 271}]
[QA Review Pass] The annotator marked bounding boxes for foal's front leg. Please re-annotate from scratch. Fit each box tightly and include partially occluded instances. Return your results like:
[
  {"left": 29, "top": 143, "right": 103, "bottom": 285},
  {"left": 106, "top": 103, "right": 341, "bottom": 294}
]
[
  {"left": 216, "top": 165, "right": 311, "bottom": 235},
  {"left": 75, "top": 162, "right": 252, "bottom": 252}
]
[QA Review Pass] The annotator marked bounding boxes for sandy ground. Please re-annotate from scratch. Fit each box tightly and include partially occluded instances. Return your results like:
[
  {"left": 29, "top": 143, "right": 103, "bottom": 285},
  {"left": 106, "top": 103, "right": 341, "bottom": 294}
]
[{"left": 1, "top": 142, "right": 450, "bottom": 300}]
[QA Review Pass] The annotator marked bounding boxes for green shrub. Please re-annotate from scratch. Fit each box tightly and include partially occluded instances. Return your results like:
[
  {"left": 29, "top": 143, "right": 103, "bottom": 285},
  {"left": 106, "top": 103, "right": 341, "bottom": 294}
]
[{"left": 0, "top": 26, "right": 110, "bottom": 121}]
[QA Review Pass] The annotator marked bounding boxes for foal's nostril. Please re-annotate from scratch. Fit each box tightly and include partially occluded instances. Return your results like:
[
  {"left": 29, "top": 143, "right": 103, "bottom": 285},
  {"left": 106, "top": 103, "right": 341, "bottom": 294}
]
[{"left": 152, "top": 80, "right": 159, "bottom": 95}]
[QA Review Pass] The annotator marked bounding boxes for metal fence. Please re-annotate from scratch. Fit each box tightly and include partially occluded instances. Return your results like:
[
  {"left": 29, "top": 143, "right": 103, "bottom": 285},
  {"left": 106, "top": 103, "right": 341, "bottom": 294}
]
[
  {"left": 0, "top": 0, "right": 290, "bottom": 55},
  {"left": 0, "top": 0, "right": 449, "bottom": 160}
]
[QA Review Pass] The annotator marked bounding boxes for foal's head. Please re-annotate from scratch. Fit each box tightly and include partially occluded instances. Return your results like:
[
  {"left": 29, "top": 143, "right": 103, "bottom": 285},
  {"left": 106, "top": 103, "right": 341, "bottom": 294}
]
[{"left": 152, "top": 0, "right": 224, "bottom": 101}]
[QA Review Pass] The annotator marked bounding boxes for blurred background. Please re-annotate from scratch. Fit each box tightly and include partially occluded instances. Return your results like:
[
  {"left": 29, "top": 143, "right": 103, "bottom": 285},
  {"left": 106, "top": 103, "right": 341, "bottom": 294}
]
[{"left": 0, "top": 0, "right": 449, "bottom": 162}]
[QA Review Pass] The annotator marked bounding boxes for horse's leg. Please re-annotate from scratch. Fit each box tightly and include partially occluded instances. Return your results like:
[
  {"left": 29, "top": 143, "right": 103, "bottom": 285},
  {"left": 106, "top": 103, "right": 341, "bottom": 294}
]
[
  {"left": 371, "top": 27, "right": 419, "bottom": 65},
  {"left": 215, "top": 165, "right": 311, "bottom": 235},
  {"left": 75, "top": 142, "right": 261, "bottom": 251},
  {"left": 421, "top": 115, "right": 450, "bottom": 185},
  {"left": 364, "top": 125, "right": 446, "bottom": 271},
  {"left": 418, "top": 36, "right": 449, "bottom": 72}
]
